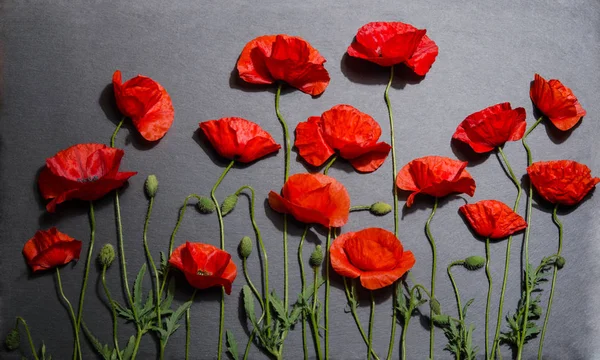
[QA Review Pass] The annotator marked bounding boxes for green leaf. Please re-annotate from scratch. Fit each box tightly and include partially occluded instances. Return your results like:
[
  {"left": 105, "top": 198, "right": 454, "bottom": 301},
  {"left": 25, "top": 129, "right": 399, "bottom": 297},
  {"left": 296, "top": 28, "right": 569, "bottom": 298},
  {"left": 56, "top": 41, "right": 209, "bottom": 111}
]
[
  {"left": 226, "top": 330, "right": 239, "bottom": 360},
  {"left": 463, "top": 298, "right": 474, "bottom": 317},
  {"left": 269, "top": 292, "right": 287, "bottom": 323},
  {"left": 288, "top": 305, "right": 303, "bottom": 325},
  {"left": 133, "top": 264, "right": 147, "bottom": 308},
  {"left": 165, "top": 301, "right": 193, "bottom": 338},
  {"left": 121, "top": 335, "right": 137, "bottom": 360},
  {"left": 114, "top": 301, "right": 135, "bottom": 321},
  {"left": 81, "top": 322, "right": 113, "bottom": 360},
  {"left": 242, "top": 285, "right": 257, "bottom": 326},
  {"left": 161, "top": 278, "right": 176, "bottom": 312}
]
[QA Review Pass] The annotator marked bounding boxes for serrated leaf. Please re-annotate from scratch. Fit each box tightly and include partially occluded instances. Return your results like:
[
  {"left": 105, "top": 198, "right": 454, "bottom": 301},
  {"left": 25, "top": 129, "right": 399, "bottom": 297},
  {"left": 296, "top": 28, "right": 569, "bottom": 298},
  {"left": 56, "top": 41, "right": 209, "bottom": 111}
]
[
  {"left": 122, "top": 335, "right": 136, "bottom": 360},
  {"left": 165, "top": 301, "right": 193, "bottom": 337},
  {"left": 160, "top": 278, "right": 176, "bottom": 312},
  {"left": 81, "top": 322, "right": 113, "bottom": 360},
  {"left": 243, "top": 286, "right": 257, "bottom": 326},
  {"left": 269, "top": 292, "right": 287, "bottom": 323},
  {"left": 226, "top": 330, "right": 239, "bottom": 360},
  {"left": 463, "top": 298, "right": 474, "bottom": 317},
  {"left": 114, "top": 301, "right": 135, "bottom": 321},
  {"left": 133, "top": 264, "right": 147, "bottom": 309}
]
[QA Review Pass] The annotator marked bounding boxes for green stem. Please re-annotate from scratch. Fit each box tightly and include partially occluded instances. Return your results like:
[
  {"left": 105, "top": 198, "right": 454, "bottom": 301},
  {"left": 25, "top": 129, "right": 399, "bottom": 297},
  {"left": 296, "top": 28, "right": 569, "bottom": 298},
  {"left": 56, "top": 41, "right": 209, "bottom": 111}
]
[
  {"left": 425, "top": 197, "right": 439, "bottom": 359},
  {"left": 75, "top": 202, "right": 96, "bottom": 354},
  {"left": 243, "top": 259, "right": 265, "bottom": 317},
  {"left": 299, "top": 226, "right": 309, "bottom": 360},
  {"left": 142, "top": 196, "right": 161, "bottom": 326},
  {"left": 485, "top": 238, "right": 492, "bottom": 360},
  {"left": 101, "top": 266, "right": 122, "bottom": 360},
  {"left": 243, "top": 331, "right": 255, "bottom": 360},
  {"left": 401, "top": 314, "right": 409, "bottom": 360},
  {"left": 400, "top": 284, "right": 424, "bottom": 360},
  {"left": 324, "top": 227, "right": 332, "bottom": 359},
  {"left": 517, "top": 116, "right": 543, "bottom": 360},
  {"left": 15, "top": 317, "right": 40, "bottom": 360},
  {"left": 130, "top": 326, "right": 143, "bottom": 360},
  {"left": 447, "top": 262, "right": 464, "bottom": 321},
  {"left": 384, "top": 65, "right": 398, "bottom": 237},
  {"left": 350, "top": 205, "right": 371, "bottom": 212},
  {"left": 110, "top": 117, "right": 125, "bottom": 147},
  {"left": 342, "top": 278, "right": 381, "bottom": 360},
  {"left": 185, "top": 290, "right": 198, "bottom": 360},
  {"left": 115, "top": 190, "right": 136, "bottom": 317},
  {"left": 323, "top": 155, "right": 337, "bottom": 175},
  {"left": 56, "top": 268, "right": 82, "bottom": 360},
  {"left": 311, "top": 268, "right": 324, "bottom": 360},
  {"left": 537, "top": 205, "right": 563, "bottom": 359},
  {"left": 368, "top": 292, "right": 375, "bottom": 360},
  {"left": 491, "top": 146, "right": 522, "bottom": 359},
  {"left": 211, "top": 160, "right": 235, "bottom": 360}
]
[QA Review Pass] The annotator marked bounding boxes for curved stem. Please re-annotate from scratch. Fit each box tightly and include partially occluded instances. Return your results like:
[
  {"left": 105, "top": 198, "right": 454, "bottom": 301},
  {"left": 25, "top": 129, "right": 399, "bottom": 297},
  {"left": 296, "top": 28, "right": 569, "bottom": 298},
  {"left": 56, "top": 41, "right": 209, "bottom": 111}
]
[
  {"left": 16, "top": 317, "right": 40, "bottom": 360},
  {"left": 311, "top": 268, "right": 324, "bottom": 360},
  {"left": 115, "top": 190, "right": 136, "bottom": 317},
  {"left": 185, "top": 290, "right": 198, "bottom": 360},
  {"left": 537, "top": 205, "right": 563, "bottom": 359},
  {"left": 101, "top": 266, "right": 122, "bottom": 360},
  {"left": 243, "top": 259, "right": 265, "bottom": 316},
  {"left": 75, "top": 202, "right": 96, "bottom": 351},
  {"left": 368, "top": 292, "right": 376, "bottom": 360},
  {"left": 142, "top": 197, "right": 161, "bottom": 326},
  {"left": 243, "top": 331, "right": 255, "bottom": 360},
  {"left": 56, "top": 268, "right": 83, "bottom": 360},
  {"left": 323, "top": 155, "right": 337, "bottom": 175},
  {"left": 110, "top": 117, "right": 125, "bottom": 147},
  {"left": 485, "top": 238, "right": 492, "bottom": 360},
  {"left": 342, "top": 278, "right": 381, "bottom": 360},
  {"left": 425, "top": 197, "right": 439, "bottom": 359},
  {"left": 324, "top": 227, "right": 332, "bottom": 359},
  {"left": 211, "top": 160, "right": 235, "bottom": 360},
  {"left": 517, "top": 116, "right": 543, "bottom": 359},
  {"left": 384, "top": 65, "right": 398, "bottom": 237},
  {"left": 447, "top": 262, "right": 464, "bottom": 321},
  {"left": 491, "top": 147, "right": 522, "bottom": 359},
  {"left": 130, "top": 326, "right": 143, "bottom": 360},
  {"left": 298, "top": 226, "right": 309, "bottom": 360}
]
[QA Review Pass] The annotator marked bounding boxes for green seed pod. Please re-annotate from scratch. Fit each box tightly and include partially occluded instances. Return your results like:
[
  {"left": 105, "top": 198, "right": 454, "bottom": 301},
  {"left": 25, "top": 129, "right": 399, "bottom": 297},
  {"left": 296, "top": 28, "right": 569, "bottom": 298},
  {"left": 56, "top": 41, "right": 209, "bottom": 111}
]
[
  {"left": 463, "top": 256, "right": 486, "bottom": 271},
  {"left": 531, "top": 304, "right": 543, "bottom": 318},
  {"left": 555, "top": 256, "right": 566, "bottom": 270},
  {"left": 144, "top": 175, "right": 159, "bottom": 198},
  {"left": 430, "top": 298, "right": 442, "bottom": 315},
  {"left": 309, "top": 245, "right": 324, "bottom": 268},
  {"left": 432, "top": 314, "right": 450, "bottom": 327},
  {"left": 238, "top": 236, "right": 253, "bottom": 259},
  {"left": 98, "top": 244, "right": 115, "bottom": 268},
  {"left": 369, "top": 202, "right": 392, "bottom": 216},
  {"left": 5, "top": 328, "right": 20, "bottom": 351},
  {"left": 221, "top": 194, "right": 239, "bottom": 216},
  {"left": 196, "top": 196, "right": 215, "bottom": 214}
]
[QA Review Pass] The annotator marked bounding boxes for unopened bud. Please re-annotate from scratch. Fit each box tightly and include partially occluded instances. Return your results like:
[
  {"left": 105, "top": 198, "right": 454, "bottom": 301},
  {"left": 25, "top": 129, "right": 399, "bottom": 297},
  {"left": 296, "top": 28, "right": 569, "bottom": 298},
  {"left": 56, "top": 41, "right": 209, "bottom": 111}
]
[
  {"left": 221, "top": 194, "right": 239, "bottom": 216},
  {"left": 555, "top": 256, "right": 566, "bottom": 270},
  {"left": 98, "top": 244, "right": 115, "bottom": 267},
  {"left": 196, "top": 197, "right": 215, "bottom": 214},
  {"left": 309, "top": 245, "right": 324, "bottom": 268},
  {"left": 238, "top": 236, "right": 252, "bottom": 259},
  {"left": 144, "top": 175, "right": 158, "bottom": 198},
  {"left": 5, "top": 328, "right": 19, "bottom": 351},
  {"left": 463, "top": 256, "right": 485, "bottom": 270},
  {"left": 369, "top": 202, "right": 392, "bottom": 216}
]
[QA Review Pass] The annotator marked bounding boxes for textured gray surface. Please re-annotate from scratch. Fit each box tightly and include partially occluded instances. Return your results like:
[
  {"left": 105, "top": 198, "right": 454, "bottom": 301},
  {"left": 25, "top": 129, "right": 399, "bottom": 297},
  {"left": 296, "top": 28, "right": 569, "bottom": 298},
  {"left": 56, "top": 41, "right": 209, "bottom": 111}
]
[{"left": 1, "top": 0, "right": 599, "bottom": 359}]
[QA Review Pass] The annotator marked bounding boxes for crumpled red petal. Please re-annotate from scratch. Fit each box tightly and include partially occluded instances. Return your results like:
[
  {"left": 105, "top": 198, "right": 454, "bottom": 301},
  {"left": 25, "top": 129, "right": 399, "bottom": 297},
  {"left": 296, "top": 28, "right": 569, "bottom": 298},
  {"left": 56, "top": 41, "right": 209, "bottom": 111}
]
[
  {"left": 452, "top": 103, "right": 527, "bottom": 153},
  {"left": 460, "top": 200, "right": 527, "bottom": 239},
  {"left": 294, "top": 116, "right": 335, "bottom": 167},
  {"left": 530, "top": 74, "right": 586, "bottom": 131},
  {"left": 22, "top": 228, "right": 82, "bottom": 272},
  {"left": 527, "top": 160, "right": 600, "bottom": 206}
]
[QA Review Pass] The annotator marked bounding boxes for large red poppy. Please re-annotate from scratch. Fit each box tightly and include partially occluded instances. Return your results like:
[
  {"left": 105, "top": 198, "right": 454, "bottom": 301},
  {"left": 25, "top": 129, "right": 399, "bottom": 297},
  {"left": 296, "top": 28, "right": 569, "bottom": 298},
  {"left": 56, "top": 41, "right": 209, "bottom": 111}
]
[
  {"left": 459, "top": 200, "right": 527, "bottom": 239},
  {"left": 330, "top": 228, "right": 415, "bottom": 290},
  {"left": 22, "top": 228, "right": 82, "bottom": 272},
  {"left": 112, "top": 70, "right": 175, "bottom": 141},
  {"left": 527, "top": 160, "right": 599, "bottom": 206},
  {"left": 530, "top": 74, "right": 586, "bottom": 131},
  {"left": 396, "top": 156, "right": 476, "bottom": 207},
  {"left": 347, "top": 22, "right": 438, "bottom": 75},
  {"left": 38, "top": 144, "right": 137, "bottom": 212},
  {"left": 199, "top": 117, "right": 281, "bottom": 163},
  {"left": 295, "top": 104, "right": 391, "bottom": 172},
  {"left": 237, "top": 34, "right": 330, "bottom": 96},
  {"left": 169, "top": 241, "right": 237, "bottom": 295},
  {"left": 268, "top": 173, "right": 350, "bottom": 227},
  {"left": 452, "top": 103, "right": 527, "bottom": 153}
]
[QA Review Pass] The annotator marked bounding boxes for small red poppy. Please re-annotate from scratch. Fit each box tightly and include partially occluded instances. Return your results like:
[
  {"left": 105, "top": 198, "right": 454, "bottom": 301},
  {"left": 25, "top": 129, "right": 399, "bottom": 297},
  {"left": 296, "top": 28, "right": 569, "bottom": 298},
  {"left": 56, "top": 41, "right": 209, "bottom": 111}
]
[
  {"left": 112, "top": 70, "right": 175, "bottom": 141},
  {"left": 459, "top": 200, "right": 527, "bottom": 239},
  {"left": 527, "top": 160, "right": 600, "bottom": 206},
  {"left": 452, "top": 103, "right": 527, "bottom": 153},
  {"left": 268, "top": 173, "right": 350, "bottom": 228},
  {"left": 530, "top": 74, "right": 586, "bottom": 131},
  {"left": 38, "top": 143, "right": 137, "bottom": 212},
  {"left": 23, "top": 228, "right": 83, "bottom": 272},
  {"left": 295, "top": 104, "right": 391, "bottom": 172},
  {"left": 330, "top": 228, "right": 415, "bottom": 290},
  {"left": 199, "top": 117, "right": 281, "bottom": 163},
  {"left": 168, "top": 241, "right": 237, "bottom": 295},
  {"left": 237, "top": 34, "right": 330, "bottom": 96},
  {"left": 396, "top": 156, "right": 476, "bottom": 207},
  {"left": 347, "top": 22, "right": 438, "bottom": 75}
]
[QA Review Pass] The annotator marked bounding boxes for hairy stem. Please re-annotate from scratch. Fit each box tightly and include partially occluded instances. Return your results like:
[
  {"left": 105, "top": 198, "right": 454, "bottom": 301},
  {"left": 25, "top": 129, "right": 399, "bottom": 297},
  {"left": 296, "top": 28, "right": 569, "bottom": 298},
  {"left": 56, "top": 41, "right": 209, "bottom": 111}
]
[
  {"left": 299, "top": 226, "right": 309, "bottom": 360},
  {"left": 142, "top": 197, "right": 162, "bottom": 326},
  {"left": 485, "top": 238, "right": 492, "bottom": 360},
  {"left": 368, "top": 292, "right": 376, "bottom": 360},
  {"left": 324, "top": 227, "right": 332, "bottom": 359},
  {"left": 101, "top": 266, "right": 122, "bottom": 360},
  {"left": 16, "top": 317, "right": 40, "bottom": 360},
  {"left": 426, "top": 197, "right": 439, "bottom": 359},
  {"left": 110, "top": 117, "right": 125, "bottom": 147},
  {"left": 323, "top": 155, "right": 338, "bottom": 175},
  {"left": 75, "top": 202, "right": 96, "bottom": 356},
  {"left": 56, "top": 268, "right": 82, "bottom": 360},
  {"left": 185, "top": 290, "right": 198, "bottom": 360},
  {"left": 343, "top": 278, "right": 381, "bottom": 360},
  {"left": 311, "top": 268, "right": 324, "bottom": 360}
]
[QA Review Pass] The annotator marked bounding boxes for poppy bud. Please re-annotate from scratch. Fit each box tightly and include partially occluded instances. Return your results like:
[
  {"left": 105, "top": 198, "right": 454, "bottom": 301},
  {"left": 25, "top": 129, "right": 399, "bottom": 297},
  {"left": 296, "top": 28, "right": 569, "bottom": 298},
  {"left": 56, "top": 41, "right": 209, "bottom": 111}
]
[
  {"left": 463, "top": 256, "right": 485, "bottom": 270},
  {"left": 531, "top": 304, "right": 543, "bottom": 318},
  {"left": 196, "top": 196, "right": 215, "bottom": 214},
  {"left": 98, "top": 244, "right": 115, "bottom": 268},
  {"left": 309, "top": 245, "right": 324, "bottom": 268},
  {"left": 430, "top": 298, "right": 442, "bottom": 315},
  {"left": 4, "top": 328, "right": 19, "bottom": 351},
  {"left": 369, "top": 202, "right": 392, "bottom": 216},
  {"left": 145, "top": 175, "right": 158, "bottom": 198},
  {"left": 555, "top": 256, "right": 566, "bottom": 269},
  {"left": 432, "top": 314, "right": 450, "bottom": 327},
  {"left": 238, "top": 236, "right": 252, "bottom": 259},
  {"left": 221, "top": 194, "right": 239, "bottom": 216}
]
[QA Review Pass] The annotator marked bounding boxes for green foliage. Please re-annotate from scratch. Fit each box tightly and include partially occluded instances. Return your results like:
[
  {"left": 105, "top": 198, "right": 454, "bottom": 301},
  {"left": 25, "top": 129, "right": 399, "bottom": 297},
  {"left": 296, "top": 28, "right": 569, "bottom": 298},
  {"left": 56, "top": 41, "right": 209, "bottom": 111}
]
[
  {"left": 435, "top": 299, "right": 479, "bottom": 360},
  {"left": 225, "top": 330, "right": 239, "bottom": 360},
  {"left": 5, "top": 328, "right": 20, "bottom": 350},
  {"left": 82, "top": 321, "right": 136, "bottom": 360}
]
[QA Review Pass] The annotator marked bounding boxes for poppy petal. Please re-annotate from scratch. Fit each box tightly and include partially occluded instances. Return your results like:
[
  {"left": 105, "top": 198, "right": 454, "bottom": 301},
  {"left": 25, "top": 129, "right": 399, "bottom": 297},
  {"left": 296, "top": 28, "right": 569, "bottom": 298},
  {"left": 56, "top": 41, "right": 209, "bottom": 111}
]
[
  {"left": 460, "top": 200, "right": 527, "bottom": 239},
  {"left": 237, "top": 35, "right": 277, "bottom": 84},
  {"left": 530, "top": 74, "right": 585, "bottom": 131},
  {"left": 295, "top": 116, "right": 335, "bottom": 167},
  {"left": 22, "top": 228, "right": 82, "bottom": 272},
  {"left": 346, "top": 142, "right": 392, "bottom": 173},
  {"left": 405, "top": 34, "right": 439, "bottom": 76}
]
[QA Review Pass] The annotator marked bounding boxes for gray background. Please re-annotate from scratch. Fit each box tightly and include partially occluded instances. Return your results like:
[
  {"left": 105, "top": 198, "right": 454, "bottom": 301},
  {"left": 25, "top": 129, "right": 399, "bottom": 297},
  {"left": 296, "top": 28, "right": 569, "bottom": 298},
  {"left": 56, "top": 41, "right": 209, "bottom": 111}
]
[{"left": 1, "top": 0, "right": 599, "bottom": 359}]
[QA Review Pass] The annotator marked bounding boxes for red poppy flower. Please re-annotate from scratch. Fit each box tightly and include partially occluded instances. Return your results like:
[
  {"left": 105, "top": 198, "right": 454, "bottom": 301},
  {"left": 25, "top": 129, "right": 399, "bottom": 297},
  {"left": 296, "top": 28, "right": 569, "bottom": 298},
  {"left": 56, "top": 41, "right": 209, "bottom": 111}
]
[
  {"left": 237, "top": 34, "right": 330, "bottom": 96},
  {"left": 38, "top": 144, "right": 137, "bottom": 212},
  {"left": 347, "top": 22, "right": 438, "bottom": 75},
  {"left": 330, "top": 228, "right": 415, "bottom": 290},
  {"left": 530, "top": 74, "right": 586, "bottom": 131},
  {"left": 22, "top": 228, "right": 83, "bottom": 272},
  {"left": 452, "top": 103, "right": 527, "bottom": 153},
  {"left": 527, "top": 160, "right": 600, "bottom": 206},
  {"left": 112, "top": 70, "right": 175, "bottom": 141},
  {"left": 459, "top": 200, "right": 527, "bottom": 239},
  {"left": 168, "top": 241, "right": 237, "bottom": 295},
  {"left": 396, "top": 156, "right": 476, "bottom": 207},
  {"left": 199, "top": 117, "right": 281, "bottom": 163},
  {"left": 295, "top": 105, "right": 391, "bottom": 172},
  {"left": 268, "top": 173, "right": 350, "bottom": 227}
]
